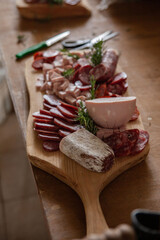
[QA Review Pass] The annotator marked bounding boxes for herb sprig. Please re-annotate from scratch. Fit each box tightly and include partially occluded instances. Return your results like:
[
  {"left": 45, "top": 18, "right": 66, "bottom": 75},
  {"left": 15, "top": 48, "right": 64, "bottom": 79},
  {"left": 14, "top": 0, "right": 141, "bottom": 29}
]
[
  {"left": 91, "top": 40, "right": 103, "bottom": 66},
  {"left": 77, "top": 101, "right": 97, "bottom": 135},
  {"left": 62, "top": 68, "right": 75, "bottom": 78},
  {"left": 90, "top": 75, "right": 96, "bottom": 99}
]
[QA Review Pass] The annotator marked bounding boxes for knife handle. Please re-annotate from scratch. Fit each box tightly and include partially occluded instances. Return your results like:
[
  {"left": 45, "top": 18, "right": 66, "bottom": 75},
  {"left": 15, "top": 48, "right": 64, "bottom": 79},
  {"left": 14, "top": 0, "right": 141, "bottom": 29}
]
[{"left": 16, "top": 41, "right": 47, "bottom": 60}]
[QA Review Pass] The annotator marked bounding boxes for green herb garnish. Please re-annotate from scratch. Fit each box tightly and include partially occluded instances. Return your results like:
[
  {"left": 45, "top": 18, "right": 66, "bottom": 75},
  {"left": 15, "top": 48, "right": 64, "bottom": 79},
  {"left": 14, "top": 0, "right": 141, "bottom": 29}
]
[
  {"left": 60, "top": 48, "right": 80, "bottom": 60},
  {"left": 91, "top": 40, "right": 103, "bottom": 66},
  {"left": 62, "top": 68, "right": 75, "bottom": 78},
  {"left": 77, "top": 101, "right": 97, "bottom": 135},
  {"left": 90, "top": 75, "right": 96, "bottom": 99}
]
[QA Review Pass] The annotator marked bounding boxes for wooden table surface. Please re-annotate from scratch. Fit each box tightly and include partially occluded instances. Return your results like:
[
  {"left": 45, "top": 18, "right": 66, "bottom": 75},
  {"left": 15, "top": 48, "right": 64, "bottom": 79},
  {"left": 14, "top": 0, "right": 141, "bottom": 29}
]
[{"left": 1, "top": 0, "right": 160, "bottom": 239}]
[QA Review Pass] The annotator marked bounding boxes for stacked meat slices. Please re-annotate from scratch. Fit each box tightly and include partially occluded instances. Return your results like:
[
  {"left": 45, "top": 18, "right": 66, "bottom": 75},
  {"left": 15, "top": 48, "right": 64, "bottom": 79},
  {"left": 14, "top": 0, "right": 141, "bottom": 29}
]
[{"left": 33, "top": 95, "right": 81, "bottom": 151}]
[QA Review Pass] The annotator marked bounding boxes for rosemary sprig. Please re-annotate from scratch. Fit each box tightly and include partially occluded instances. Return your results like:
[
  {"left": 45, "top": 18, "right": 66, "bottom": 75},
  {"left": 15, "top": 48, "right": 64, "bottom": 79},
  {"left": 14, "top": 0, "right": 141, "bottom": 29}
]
[
  {"left": 91, "top": 40, "right": 103, "bottom": 66},
  {"left": 62, "top": 68, "right": 75, "bottom": 78},
  {"left": 77, "top": 101, "right": 97, "bottom": 135},
  {"left": 90, "top": 75, "right": 96, "bottom": 99}
]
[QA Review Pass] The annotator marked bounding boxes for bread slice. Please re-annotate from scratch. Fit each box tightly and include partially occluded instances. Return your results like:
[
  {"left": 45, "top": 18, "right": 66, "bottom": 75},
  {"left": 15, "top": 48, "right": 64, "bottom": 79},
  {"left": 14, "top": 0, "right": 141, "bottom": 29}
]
[
  {"left": 16, "top": 0, "right": 91, "bottom": 20},
  {"left": 59, "top": 128, "right": 115, "bottom": 172}
]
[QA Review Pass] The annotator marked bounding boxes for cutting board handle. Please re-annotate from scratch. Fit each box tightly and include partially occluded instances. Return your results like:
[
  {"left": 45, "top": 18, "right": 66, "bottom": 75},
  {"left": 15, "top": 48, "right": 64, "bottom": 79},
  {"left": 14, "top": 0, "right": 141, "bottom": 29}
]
[{"left": 80, "top": 189, "right": 108, "bottom": 235}]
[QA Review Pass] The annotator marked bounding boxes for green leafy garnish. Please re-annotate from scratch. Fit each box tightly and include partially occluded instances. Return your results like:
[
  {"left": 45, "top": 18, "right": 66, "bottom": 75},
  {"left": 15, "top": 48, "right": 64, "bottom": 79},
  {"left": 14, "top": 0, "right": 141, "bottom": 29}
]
[
  {"left": 77, "top": 101, "right": 97, "bottom": 135},
  {"left": 90, "top": 75, "right": 96, "bottom": 100},
  {"left": 62, "top": 68, "right": 75, "bottom": 78},
  {"left": 91, "top": 40, "right": 103, "bottom": 66}
]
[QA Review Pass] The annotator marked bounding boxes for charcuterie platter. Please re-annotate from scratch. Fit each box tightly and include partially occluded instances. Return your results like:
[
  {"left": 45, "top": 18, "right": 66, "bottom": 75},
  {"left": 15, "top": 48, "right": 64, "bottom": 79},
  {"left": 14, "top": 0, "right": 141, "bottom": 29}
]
[
  {"left": 16, "top": 0, "right": 91, "bottom": 20},
  {"left": 25, "top": 47, "right": 149, "bottom": 235}
]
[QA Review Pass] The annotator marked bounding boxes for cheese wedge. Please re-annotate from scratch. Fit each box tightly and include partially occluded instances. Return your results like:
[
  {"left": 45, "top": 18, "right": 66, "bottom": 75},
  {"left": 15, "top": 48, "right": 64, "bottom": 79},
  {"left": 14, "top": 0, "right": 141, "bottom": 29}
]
[{"left": 85, "top": 97, "right": 136, "bottom": 129}]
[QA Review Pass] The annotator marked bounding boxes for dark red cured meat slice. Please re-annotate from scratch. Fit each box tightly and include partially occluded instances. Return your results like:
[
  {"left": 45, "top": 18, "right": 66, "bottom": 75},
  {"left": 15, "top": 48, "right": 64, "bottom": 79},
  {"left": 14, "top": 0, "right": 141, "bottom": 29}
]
[
  {"left": 54, "top": 118, "right": 81, "bottom": 132},
  {"left": 38, "top": 134, "right": 61, "bottom": 141},
  {"left": 40, "top": 109, "right": 52, "bottom": 116},
  {"left": 34, "top": 122, "right": 59, "bottom": 131},
  {"left": 65, "top": 0, "right": 80, "bottom": 5},
  {"left": 130, "top": 130, "right": 149, "bottom": 155},
  {"left": 32, "top": 57, "right": 44, "bottom": 70},
  {"left": 25, "top": 0, "right": 40, "bottom": 3},
  {"left": 34, "top": 118, "right": 53, "bottom": 124},
  {"left": 73, "top": 63, "right": 81, "bottom": 71},
  {"left": 59, "top": 129, "right": 71, "bottom": 138},
  {"left": 34, "top": 51, "right": 43, "bottom": 60},
  {"left": 95, "top": 83, "right": 108, "bottom": 98},
  {"left": 90, "top": 49, "right": 118, "bottom": 82},
  {"left": 43, "top": 103, "right": 53, "bottom": 110},
  {"left": 32, "top": 112, "right": 53, "bottom": 120},
  {"left": 108, "top": 72, "right": 127, "bottom": 85},
  {"left": 60, "top": 101, "right": 78, "bottom": 112},
  {"left": 107, "top": 80, "right": 128, "bottom": 95},
  {"left": 43, "top": 94, "right": 60, "bottom": 107},
  {"left": 75, "top": 81, "right": 91, "bottom": 91},
  {"left": 57, "top": 105, "right": 77, "bottom": 119},
  {"left": 78, "top": 65, "right": 93, "bottom": 85},
  {"left": 50, "top": 107, "right": 77, "bottom": 123},
  {"left": 130, "top": 107, "right": 140, "bottom": 121},
  {"left": 43, "top": 141, "right": 59, "bottom": 152},
  {"left": 104, "top": 129, "right": 140, "bottom": 157},
  {"left": 34, "top": 128, "right": 59, "bottom": 136}
]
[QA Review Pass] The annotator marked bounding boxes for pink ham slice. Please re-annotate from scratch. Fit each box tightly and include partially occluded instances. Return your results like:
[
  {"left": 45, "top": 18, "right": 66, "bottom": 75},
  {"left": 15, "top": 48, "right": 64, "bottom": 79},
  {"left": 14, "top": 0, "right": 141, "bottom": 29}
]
[{"left": 85, "top": 96, "right": 136, "bottom": 129}]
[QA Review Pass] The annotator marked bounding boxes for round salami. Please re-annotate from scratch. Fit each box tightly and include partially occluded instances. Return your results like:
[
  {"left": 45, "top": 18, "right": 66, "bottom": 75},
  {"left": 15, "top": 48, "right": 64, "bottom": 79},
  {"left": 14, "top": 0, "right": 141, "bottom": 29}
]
[{"left": 43, "top": 141, "right": 59, "bottom": 152}]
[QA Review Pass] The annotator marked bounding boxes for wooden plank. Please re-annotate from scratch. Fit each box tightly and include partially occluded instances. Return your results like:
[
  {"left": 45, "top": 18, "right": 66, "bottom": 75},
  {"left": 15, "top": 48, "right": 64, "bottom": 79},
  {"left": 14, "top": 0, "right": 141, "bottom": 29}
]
[{"left": 1, "top": 0, "right": 160, "bottom": 239}]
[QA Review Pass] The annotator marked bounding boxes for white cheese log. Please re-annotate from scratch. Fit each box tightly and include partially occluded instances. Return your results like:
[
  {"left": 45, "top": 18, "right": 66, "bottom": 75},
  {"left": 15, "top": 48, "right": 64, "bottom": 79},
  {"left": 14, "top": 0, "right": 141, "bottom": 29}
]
[
  {"left": 85, "top": 96, "right": 136, "bottom": 129},
  {"left": 59, "top": 128, "right": 115, "bottom": 173}
]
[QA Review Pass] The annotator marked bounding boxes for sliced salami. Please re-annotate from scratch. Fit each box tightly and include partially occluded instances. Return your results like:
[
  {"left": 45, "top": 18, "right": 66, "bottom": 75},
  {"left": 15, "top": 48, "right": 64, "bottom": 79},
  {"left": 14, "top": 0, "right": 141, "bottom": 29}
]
[
  {"left": 32, "top": 112, "right": 53, "bottom": 120},
  {"left": 131, "top": 130, "right": 149, "bottom": 155},
  {"left": 34, "top": 128, "right": 59, "bottom": 136},
  {"left": 43, "top": 94, "right": 60, "bottom": 107},
  {"left": 43, "top": 102, "right": 53, "bottom": 110},
  {"left": 108, "top": 72, "right": 127, "bottom": 84},
  {"left": 38, "top": 134, "right": 61, "bottom": 141},
  {"left": 59, "top": 129, "right": 71, "bottom": 138},
  {"left": 54, "top": 118, "right": 81, "bottom": 132},
  {"left": 39, "top": 109, "right": 52, "bottom": 116},
  {"left": 34, "top": 122, "right": 59, "bottom": 131},
  {"left": 57, "top": 105, "right": 77, "bottom": 118},
  {"left": 130, "top": 107, "right": 140, "bottom": 121},
  {"left": 104, "top": 129, "right": 140, "bottom": 157},
  {"left": 34, "top": 118, "right": 53, "bottom": 124},
  {"left": 43, "top": 141, "right": 59, "bottom": 152},
  {"left": 78, "top": 65, "right": 93, "bottom": 85},
  {"left": 107, "top": 80, "right": 128, "bottom": 95},
  {"left": 65, "top": 0, "right": 80, "bottom": 5}
]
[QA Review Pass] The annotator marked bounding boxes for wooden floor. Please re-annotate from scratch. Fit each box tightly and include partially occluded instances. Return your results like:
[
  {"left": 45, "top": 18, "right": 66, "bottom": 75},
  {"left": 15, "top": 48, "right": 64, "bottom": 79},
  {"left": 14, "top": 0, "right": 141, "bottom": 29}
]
[{"left": 0, "top": 113, "right": 50, "bottom": 240}]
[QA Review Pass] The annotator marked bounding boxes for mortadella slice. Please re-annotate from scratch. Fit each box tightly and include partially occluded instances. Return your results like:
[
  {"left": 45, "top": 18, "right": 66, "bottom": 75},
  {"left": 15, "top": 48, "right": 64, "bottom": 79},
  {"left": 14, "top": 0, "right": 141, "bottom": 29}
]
[
  {"left": 59, "top": 128, "right": 115, "bottom": 173},
  {"left": 85, "top": 96, "right": 136, "bottom": 129}
]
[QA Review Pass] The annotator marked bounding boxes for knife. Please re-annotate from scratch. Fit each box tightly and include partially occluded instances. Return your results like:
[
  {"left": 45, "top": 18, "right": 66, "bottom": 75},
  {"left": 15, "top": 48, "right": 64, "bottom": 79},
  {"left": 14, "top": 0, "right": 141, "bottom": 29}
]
[{"left": 16, "top": 31, "right": 70, "bottom": 60}]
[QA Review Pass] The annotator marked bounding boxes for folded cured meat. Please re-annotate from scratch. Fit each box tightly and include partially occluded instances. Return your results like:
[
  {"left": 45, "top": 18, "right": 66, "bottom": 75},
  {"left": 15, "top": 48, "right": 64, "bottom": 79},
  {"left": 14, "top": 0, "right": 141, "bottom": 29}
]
[
  {"left": 85, "top": 96, "right": 136, "bottom": 129},
  {"left": 59, "top": 128, "right": 115, "bottom": 172}
]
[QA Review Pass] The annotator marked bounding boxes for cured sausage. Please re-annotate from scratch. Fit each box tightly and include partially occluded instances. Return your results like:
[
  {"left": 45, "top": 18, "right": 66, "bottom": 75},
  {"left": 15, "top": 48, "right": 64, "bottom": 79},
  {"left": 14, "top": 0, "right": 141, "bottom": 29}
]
[
  {"left": 59, "top": 129, "right": 71, "bottom": 138},
  {"left": 34, "top": 128, "right": 59, "bottom": 136},
  {"left": 34, "top": 122, "right": 59, "bottom": 131},
  {"left": 107, "top": 79, "right": 128, "bottom": 95},
  {"left": 54, "top": 118, "right": 81, "bottom": 132},
  {"left": 50, "top": 107, "right": 77, "bottom": 123},
  {"left": 131, "top": 130, "right": 149, "bottom": 155},
  {"left": 38, "top": 134, "right": 61, "bottom": 141},
  {"left": 108, "top": 72, "right": 127, "bottom": 84},
  {"left": 65, "top": 0, "right": 80, "bottom": 5},
  {"left": 43, "top": 94, "right": 60, "bottom": 107},
  {"left": 90, "top": 49, "right": 119, "bottom": 82},
  {"left": 43, "top": 141, "right": 59, "bottom": 152},
  {"left": 130, "top": 107, "right": 140, "bottom": 121},
  {"left": 104, "top": 129, "right": 140, "bottom": 157},
  {"left": 75, "top": 81, "right": 91, "bottom": 91},
  {"left": 57, "top": 105, "right": 77, "bottom": 118},
  {"left": 34, "top": 118, "right": 53, "bottom": 124},
  {"left": 32, "top": 112, "right": 53, "bottom": 120},
  {"left": 78, "top": 65, "right": 93, "bottom": 85}
]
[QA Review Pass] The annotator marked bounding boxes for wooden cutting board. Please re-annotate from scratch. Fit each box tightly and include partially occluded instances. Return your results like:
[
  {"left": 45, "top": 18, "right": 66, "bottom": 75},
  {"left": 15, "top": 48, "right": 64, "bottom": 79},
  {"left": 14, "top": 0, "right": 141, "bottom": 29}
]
[
  {"left": 16, "top": 0, "right": 91, "bottom": 20},
  {"left": 25, "top": 58, "right": 149, "bottom": 235}
]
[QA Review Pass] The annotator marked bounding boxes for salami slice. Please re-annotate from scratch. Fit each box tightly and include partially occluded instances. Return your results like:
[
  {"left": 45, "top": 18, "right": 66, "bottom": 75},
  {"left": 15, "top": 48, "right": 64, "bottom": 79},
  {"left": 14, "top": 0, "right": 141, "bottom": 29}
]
[
  {"left": 43, "top": 141, "right": 59, "bottom": 152},
  {"left": 34, "top": 118, "right": 53, "bottom": 124},
  {"left": 38, "top": 134, "right": 61, "bottom": 141},
  {"left": 95, "top": 83, "right": 108, "bottom": 98},
  {"left": 107, "top": 80, "right": 128, "bottom": 95},
  {"left": 60, "top": 102, "right": 78, "bottom": 112},
  {"left": 32, "top": 112, "right": 53, "bottom": 120},
  {"left": 43, "top": 103, "right": 53, "bottom": 110},
  {"left": 75, "top": 80, "right": 91, "bottom": 91},
  {"left": 130, "top": 130, "right": 149, "bottom": 155},
  {"left": 104, "top": 129, "right": 140, "bottom": 157},
  {"left": 59, "top": 129, "right": 71, "bottom": 138},
  {"left": 43, "top": 94, "right": 60, "bottom": 107},
  {"left": 50, "top": 107, "right": 77, "bottom": 123},
  {"left": 39, "top": 109, "right": 52, "bottom": 116},
  {"left": 34, "top": 128, "right": 59, "bottom": 136},
  {"left": 78, "top": 65, "right": 93, "bottom": 85},
  {"left": 65, "top": 0, "right": 80, "bottom": 5},
  {"left": 57, "top": 105, "right": 77, "bottom": 118},
  {"left": 34, "top": 122, "right": 59, "bottom": 131},
  {"left": 32, "top": 57, "right": 45, "bottom": 70},
  {"left": 54, "top": 118, "right": 81, "bottom": 132}
]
